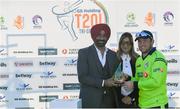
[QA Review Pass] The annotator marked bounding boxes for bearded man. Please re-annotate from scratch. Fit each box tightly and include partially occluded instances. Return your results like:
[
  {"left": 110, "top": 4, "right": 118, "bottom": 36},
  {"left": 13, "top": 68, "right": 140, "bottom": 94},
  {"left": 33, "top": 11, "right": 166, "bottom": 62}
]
[{"left": 77, "top": 23, "right": 119, "bottom": 108}]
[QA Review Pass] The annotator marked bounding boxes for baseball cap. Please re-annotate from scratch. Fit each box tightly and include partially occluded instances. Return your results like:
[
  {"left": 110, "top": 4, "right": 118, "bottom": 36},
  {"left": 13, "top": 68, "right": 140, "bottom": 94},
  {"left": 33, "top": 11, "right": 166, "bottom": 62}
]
[{"left": 135, "top": 30, "right": 153, "bottom": 41}]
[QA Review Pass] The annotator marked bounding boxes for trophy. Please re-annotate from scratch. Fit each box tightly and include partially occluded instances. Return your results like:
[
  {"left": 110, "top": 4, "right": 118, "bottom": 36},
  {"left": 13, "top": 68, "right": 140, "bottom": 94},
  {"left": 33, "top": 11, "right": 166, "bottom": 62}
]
[{"left": 114, "top": 63, "right": 125, "bottom": 82}]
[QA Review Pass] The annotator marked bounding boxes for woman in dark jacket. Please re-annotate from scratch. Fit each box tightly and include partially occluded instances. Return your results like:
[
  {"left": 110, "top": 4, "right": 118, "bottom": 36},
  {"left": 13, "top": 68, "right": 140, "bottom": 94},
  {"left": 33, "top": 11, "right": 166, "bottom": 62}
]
[{"left": 116, "top": 32, "right": 139, "bottom": 108}]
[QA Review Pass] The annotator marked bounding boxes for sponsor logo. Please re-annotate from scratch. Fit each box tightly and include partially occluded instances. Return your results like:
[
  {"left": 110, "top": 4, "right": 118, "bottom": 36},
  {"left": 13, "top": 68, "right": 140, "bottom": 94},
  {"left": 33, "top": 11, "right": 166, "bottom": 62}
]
[
  {"left": 161, "top": 45, "right": 178, "bottom": 53},
  {"left": 167, "top": 82, "right": 178, "bottom": 87},
  {"left": 0, "top": 50, "right": 8, "bottom": 56},
  {"left": 137, "top": 72, "right": 143, "bottom": 77},
  {"left": 13, "top": 50, "right": 33, "bottom": 54},
  {"left": 15, "top": 74, "right": 32, "bottom": 78},
  {"left": 0, "top": 74, "right": 9, "bottom": 79},
  {"left": 16, "top": 83, "right": 32, "bottom": 91},
  {"left": 168, "top": 71, "right": 180, "bottom": 75},
  {"left": 0, "top": 48, "right": 8, "bottom": 56},
  {"left": 38, "top": 85, "right": 58, "bottom": 89},
  {"left": 14, "top": 16, "right": 24, "bottom": 30},
  {"left": 0, "top": 62, "right": 7, "bottom": 67},
  {"left": 32, "top": 15, "right": 42, "bottom": 29},
  {"left": 144, "top": 11, "right": 155, "bottom": 26},
  {"left": 153, "top": 68, "right": 164, "bottom": 73},
  {"left": 144, "top": 62, "right": 149, "bottom": 68},
  {"left": 40, "top": 71, "right": 56, "bottom": 78},
  {"left": 124, "top": 12, "right": 138, "bottom": 27},
  {"left": 0, "top": 16, "right": 8, "bottom": 30},
  {"left": 62, "top": 73, "right": 77, "bottom": 76},
  {"left": 168, "top": 92, "right": 180, "bottom": 100},
  {"left": 52, "top": 0, "right": 108, "bottom": 41},
  {"left": 62, "top": 49, "right": 68, "bottom": 54},
  {"left": 39, "top": 95, "right": 58, "bottom": 102},
  {"left": 167, "top": 59, "right": 178, "bottom": 63},
  {"left": 63, "top": 95, "right": 79, "bottom": 99},
  {"left": 163, "top": 11, "right": 174, "bottom": 25},
  {"left": 143, "top": 72, "right": 148, "bottom": 78},
  {"left": 0, "top": 86, "right": 8, "bottom": 90},
  {"left": 0, "top": 16, "right": 5, "bottom": 25},
  {"left": 61, "top": 49, "right": 79, "bottom": 55},
  {"left": 0, "top": 49, "right": 4, "bottom": 53},
  {"left": 39, "top": 61, "right": 56, "bottom": 66},
  {"left": 38, "top": 48, "right": 57, "bottom": 55},
  {"left": 63, "top": 83, "right": 80, "bottom": 90},
  {"left": 14, "top": 61, "right": 33, "bottom": 67},
  {"left": 169, "top": 92, "right": 175, "bottom": 97},
  {"left": 63, "top": 96, "right": 69, "bottom": 99},
  {"left": 14, "top": 97, "right": 34, "bottom": 101},
  {"left": 40, "top": 71, "right": 57, "bottom": 79},
  {"left": 0, "top": 95, "right": 5, "bottom": 99},
  {"left": 64, "top": 58, "right": 77, "bottom": 66},
  {"left": 0, "top": 95, "right": 8, "bottom": 102}
]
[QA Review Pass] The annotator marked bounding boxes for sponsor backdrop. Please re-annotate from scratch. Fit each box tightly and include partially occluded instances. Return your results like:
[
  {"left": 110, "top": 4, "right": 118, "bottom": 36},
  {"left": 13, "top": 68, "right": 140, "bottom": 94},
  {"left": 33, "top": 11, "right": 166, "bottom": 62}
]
[{"left": 0, "top": 0, "right": 180, "bottom": 108}]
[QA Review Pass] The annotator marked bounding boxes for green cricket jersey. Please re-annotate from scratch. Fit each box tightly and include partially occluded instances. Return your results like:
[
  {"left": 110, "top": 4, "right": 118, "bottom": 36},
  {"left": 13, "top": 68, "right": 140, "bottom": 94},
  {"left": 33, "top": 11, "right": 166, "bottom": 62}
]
[{"left": 132, "top": 47, "right": 168, "bottom": 108}]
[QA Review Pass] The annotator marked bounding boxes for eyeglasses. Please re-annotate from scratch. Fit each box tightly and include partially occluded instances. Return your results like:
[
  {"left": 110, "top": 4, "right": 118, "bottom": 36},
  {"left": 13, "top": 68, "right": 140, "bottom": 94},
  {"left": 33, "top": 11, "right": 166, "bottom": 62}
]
[{"left": 135, "top": 31, "right": 151, "bottom": 37}]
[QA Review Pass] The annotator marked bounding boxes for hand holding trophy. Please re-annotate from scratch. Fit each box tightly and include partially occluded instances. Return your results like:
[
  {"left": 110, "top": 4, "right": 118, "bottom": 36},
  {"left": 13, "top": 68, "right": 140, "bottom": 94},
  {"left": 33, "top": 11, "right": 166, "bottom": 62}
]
[{"left": 114, "top": 63, "right": 128, "bottom": 85}]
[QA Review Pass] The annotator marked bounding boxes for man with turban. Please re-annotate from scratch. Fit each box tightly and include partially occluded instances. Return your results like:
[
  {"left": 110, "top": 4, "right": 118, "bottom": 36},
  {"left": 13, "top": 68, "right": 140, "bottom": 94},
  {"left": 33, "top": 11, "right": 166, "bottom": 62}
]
[{"left": 77, "top": 23, "right": 119, "bottom": 108}]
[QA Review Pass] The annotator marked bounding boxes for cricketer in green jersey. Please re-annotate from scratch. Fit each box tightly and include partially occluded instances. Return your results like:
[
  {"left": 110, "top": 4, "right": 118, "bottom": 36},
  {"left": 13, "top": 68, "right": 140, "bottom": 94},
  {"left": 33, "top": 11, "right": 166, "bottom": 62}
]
[{"left": 131, "top": 30, "right": 168, "bottom": 108}]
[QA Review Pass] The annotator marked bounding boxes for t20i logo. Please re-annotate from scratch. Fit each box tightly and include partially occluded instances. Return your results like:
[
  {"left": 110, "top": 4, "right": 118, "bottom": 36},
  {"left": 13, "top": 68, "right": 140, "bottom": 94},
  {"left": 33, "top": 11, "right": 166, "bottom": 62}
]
[{"left": 52, "top": 0, "right": 108, "bottom": 41}]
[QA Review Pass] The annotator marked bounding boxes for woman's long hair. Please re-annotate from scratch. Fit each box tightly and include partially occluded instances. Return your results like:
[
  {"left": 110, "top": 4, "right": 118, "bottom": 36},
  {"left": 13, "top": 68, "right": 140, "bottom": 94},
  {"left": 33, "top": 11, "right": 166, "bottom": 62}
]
[{"left": 116, "top": 32, "right": 139, "bottom": 62}]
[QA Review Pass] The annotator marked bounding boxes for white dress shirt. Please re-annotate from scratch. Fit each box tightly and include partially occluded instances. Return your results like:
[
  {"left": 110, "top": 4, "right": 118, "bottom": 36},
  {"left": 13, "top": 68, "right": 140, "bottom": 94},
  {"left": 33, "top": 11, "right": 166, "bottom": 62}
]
[
  {"left": 94, "top": 45, "right": 108, "bottom": 67},
  {"left": 121, "top": 54, "right": 133, "bottom": 96}
]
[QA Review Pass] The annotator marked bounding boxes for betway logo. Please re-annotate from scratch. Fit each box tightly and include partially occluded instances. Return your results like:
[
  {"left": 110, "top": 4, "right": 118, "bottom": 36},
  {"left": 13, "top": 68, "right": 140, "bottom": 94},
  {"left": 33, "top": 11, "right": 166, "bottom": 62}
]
[
  {"left": 15, "top": 74, "right": 32, "bottom": 78},
  {"left": 167, "top": 59, "right": 178, "bottom": 63},
  {"left": 39, "top": 61, "right": 56, "bottom": 66},
  {"left": 167, "top": 82, "right": 178, "bottom": 87}
]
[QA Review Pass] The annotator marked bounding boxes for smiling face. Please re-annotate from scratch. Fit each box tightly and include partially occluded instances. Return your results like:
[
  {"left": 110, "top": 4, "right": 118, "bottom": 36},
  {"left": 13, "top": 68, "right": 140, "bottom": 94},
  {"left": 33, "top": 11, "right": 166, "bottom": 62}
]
[
  {"left": 94, "top": 30, "right": 108, "bottom": 47},
  {"left": 137, "top": 38, "right": 154, "bottom": 54},
  {"left": 120, "top": 37, "right": 132, "bottom": 54}
]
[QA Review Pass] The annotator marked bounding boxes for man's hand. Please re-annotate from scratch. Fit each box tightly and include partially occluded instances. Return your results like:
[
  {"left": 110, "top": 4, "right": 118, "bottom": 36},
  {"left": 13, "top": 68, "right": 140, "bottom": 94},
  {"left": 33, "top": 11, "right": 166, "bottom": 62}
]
[
  {"left": 114, "top": 73, "right": 129, "bottom": 86},
  {"left": 104, "top": 77, "right": 118, "bottom": 87}
]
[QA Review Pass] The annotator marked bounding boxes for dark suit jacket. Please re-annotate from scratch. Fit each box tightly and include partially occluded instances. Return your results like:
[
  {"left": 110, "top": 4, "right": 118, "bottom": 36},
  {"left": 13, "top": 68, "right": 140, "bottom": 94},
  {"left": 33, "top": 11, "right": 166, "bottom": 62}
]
[{"left": 77, "top": 45, "right": 119, "bottom": 108}]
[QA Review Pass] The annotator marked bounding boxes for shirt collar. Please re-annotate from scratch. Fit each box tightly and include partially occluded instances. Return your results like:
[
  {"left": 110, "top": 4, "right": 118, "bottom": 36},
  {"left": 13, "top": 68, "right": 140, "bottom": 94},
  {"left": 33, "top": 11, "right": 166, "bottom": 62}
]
[
  {"left": 121, "top": 53, "right": 131, "bottom": 61},
  {"left": 142, "top": 47, "right": 156, "bottom": 60},
  {"left": 94, "top": 44, "right": 108, "bottom": 53}
]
